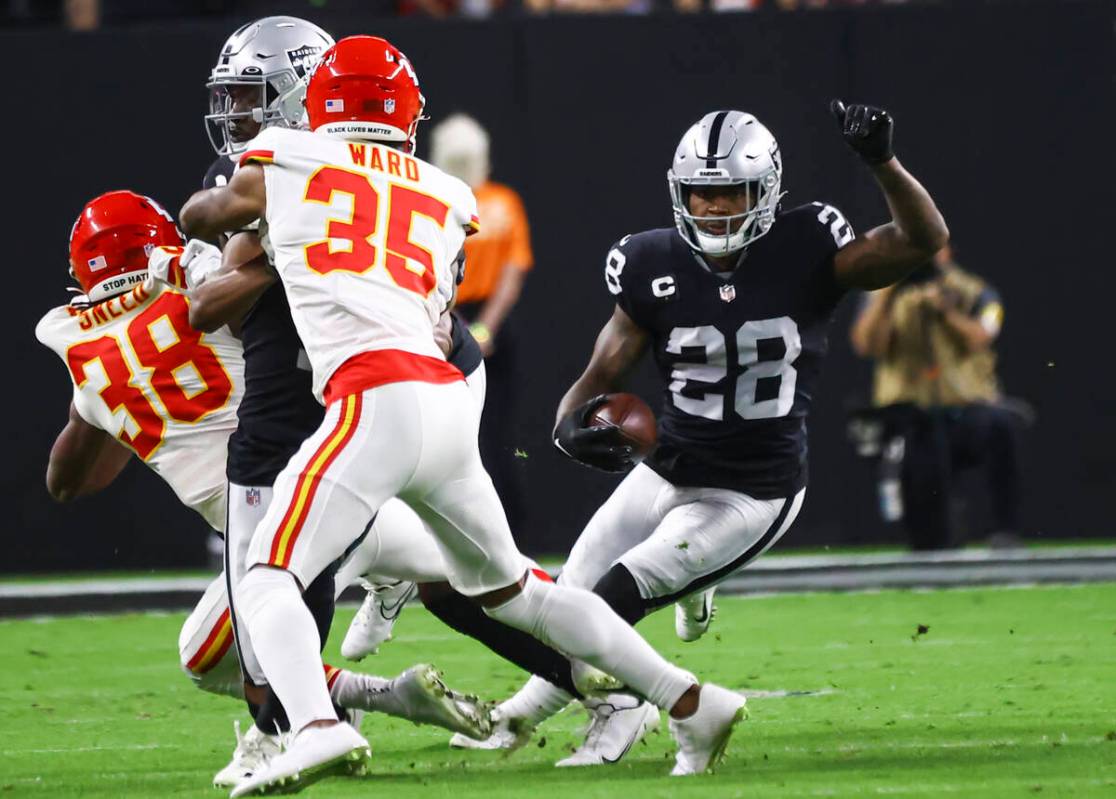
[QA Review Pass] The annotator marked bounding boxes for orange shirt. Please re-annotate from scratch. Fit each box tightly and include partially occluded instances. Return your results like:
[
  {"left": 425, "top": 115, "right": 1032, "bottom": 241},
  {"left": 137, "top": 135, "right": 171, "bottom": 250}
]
[{"left": 457, "top": 181, "right": 533, "bottom": 305}]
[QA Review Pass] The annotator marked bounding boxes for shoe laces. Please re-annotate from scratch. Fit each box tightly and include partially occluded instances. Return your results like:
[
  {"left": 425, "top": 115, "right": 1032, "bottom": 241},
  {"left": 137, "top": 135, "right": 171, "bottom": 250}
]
[
  {"left": 231, "top": 719, "right": 246, "bottom": 752},
  {"left": 352, "top": 592, "right": 377, "bottom": 627}
]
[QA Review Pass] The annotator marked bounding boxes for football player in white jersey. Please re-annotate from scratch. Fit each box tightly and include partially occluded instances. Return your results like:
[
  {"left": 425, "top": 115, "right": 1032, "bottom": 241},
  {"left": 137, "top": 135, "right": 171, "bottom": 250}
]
[
  {"left": 183, "top": 35, "right": 749, "bottom": 794},
  {"left": 193, "top": 16, "right": 605, "bottom": 787},
  {"left": 38, "top": 190, "right": 242, "bottom": 525},
  {"left": 37, "top": 190, "right": 495, "bottom": 781}
]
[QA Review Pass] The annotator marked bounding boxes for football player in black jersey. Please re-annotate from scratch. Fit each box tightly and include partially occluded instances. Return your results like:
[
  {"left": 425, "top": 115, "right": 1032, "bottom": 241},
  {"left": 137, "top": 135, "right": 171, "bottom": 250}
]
[{"left": 483, "top": 104, "right": 949, "bottom": 764}]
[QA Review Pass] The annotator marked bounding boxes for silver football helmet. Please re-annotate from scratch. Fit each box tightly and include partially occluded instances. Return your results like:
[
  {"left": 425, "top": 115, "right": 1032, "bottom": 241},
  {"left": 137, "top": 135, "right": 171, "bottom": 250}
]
[
  {"left": 205, "top": 16, "right": 334, "bottom": 155},
  {"left": 668, "top": 110, "right": 784, "bottom": 256}
]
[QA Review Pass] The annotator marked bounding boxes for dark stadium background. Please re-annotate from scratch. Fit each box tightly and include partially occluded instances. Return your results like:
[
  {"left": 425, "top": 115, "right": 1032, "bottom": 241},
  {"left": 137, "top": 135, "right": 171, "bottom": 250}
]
[{"left": 6, "top": 0, "right": 1112, "bottom": 571}]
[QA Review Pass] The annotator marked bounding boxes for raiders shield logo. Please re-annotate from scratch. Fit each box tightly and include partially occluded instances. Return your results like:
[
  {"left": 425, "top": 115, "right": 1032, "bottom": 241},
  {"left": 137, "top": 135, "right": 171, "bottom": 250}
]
[
  {"left": 287, "top": 45, "right": 324, "bottom": 79},
  {"left": 719, "top": 284, "right": 736, "bottom": 303}
]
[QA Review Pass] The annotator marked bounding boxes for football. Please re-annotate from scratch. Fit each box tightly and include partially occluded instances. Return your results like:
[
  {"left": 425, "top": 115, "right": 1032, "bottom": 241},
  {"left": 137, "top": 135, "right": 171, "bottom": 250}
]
[{"left": 589, "top": 393, "right": 658, "bottom": 460}]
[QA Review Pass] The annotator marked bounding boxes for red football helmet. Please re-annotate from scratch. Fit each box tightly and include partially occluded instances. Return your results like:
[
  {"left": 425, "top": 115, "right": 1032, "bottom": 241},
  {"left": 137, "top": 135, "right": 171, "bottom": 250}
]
[
  {"left": 305, "top": 35, "right": 426, "bottom": 153},
  {"left": 69, "top": 190, "right": 184, "bottom": 303}
]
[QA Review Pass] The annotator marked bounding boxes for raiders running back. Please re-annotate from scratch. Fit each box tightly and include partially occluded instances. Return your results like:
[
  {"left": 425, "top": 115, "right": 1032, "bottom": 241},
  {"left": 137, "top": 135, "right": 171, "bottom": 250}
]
[
  {"left": 606, "top": 200, "right": 853, "bottom": 498},
  {"left": 502, "top": 104, "right": 947, "bottom": 769}
]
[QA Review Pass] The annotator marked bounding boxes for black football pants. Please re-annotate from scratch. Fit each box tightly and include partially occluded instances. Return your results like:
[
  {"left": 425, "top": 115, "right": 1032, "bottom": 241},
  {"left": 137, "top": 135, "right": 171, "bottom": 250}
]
[{"left": 901, "top": 403, "right": 1022, "bottom": 550}]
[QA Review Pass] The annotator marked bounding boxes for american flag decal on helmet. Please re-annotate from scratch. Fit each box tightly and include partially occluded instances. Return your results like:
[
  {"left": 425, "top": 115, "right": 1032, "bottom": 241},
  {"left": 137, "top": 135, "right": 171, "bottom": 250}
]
[
  {"left": 325, "top": 99, "right": 344, "bottom": 113},
  {"left": 87, "top": 255, "right": 108, "bottom": 272}
]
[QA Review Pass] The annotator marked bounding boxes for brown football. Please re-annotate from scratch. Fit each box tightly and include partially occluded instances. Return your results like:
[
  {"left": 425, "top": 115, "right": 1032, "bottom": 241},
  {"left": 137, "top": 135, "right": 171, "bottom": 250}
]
[{"left": 589, "top": 393, "right": 658, "bottom": 461}]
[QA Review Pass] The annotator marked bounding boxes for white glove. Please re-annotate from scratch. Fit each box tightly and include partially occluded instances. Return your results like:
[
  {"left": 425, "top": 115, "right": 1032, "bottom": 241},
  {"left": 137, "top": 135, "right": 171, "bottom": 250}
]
[
  {"left": 147, "top": 239, "right": 223, "bottom": 291},
  {"left": 180, "top": 239, "right": 223, "bottom": 287}
]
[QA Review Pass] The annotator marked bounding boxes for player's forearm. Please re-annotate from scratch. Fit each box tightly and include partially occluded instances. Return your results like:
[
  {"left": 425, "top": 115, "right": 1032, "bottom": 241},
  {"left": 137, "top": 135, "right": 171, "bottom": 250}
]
[
  {"left": 556, "top": 371, "right": 616, "bottom": 425},
  {"left": 189, "top": 260, "right": 275, "bottom": 332},
  {"left": 180, "top": 170, "right": 265, "bottom": 241},
  {"left": 475, "top": 265, "right": 526, "bottom": 339},
  {"left": 46, "top": 413, "right": 127, "bottom": 502},
  {"left": 181, "top": 190, "right": 232, "bottom": 240},
  {"left": 872, "top": 158, "right": 949, "bottom": 259}
]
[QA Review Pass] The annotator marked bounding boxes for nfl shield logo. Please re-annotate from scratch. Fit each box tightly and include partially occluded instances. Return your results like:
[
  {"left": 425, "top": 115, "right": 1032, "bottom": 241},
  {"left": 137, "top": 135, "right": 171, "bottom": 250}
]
[
  {"left": 246, "top": 488, "right": 261, "bottom": 507},
  {"left": 719, "top": 284, "right": 736, "bottom": 303},
  {"left": 384, "top": 99, "right": 396, "bottom": 114}
]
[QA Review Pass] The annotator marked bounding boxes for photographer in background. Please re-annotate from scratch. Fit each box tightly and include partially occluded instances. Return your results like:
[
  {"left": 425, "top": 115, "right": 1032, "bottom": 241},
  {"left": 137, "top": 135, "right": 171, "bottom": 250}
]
[{"left": 850, "top": 246, "right": 1023, "bottom": 550}]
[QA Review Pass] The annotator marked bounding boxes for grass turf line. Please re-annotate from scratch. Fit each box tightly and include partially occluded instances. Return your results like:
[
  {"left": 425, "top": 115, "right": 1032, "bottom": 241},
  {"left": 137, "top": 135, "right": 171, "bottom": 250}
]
[{"left": 0, "top": 584, "right": 1113, "bottom": 797}]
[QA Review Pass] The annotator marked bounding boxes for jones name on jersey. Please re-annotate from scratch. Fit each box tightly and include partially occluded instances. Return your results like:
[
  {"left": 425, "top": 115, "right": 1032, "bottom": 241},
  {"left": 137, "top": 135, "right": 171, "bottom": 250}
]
[{"left": 607, "top": 202, "right": 853, "bottom": 498}]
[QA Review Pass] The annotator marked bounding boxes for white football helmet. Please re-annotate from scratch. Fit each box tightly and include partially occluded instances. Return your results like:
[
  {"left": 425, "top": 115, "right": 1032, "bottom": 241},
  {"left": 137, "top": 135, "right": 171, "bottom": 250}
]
[
  {"left": 205, "top": 16, "right": 334, "bottom": 155},
  {"left": 668, "top": 110, "right": 784, "bottom": 256}
]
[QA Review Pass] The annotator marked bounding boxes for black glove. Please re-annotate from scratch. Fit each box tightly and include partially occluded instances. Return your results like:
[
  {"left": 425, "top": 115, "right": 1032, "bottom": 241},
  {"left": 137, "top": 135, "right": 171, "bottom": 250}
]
[
  {"left": 553, "top": 395, "right": 634, "bottom": 473},
  {"left": 830, "top": 99, "right": 894, "bottom": 165}
]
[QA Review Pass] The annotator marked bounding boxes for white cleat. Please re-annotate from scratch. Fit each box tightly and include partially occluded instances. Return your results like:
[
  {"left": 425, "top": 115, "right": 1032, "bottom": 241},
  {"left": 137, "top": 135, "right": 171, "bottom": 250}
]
[
  {"left": 448, "top": 705, "right": 535, "bottom": 751},
  {"left": 229, "top": 722, "right": 370, "bottom": 797},
  {"left": 669, "top": 684, "right": 748, "bottom": 776},
  {"left": 556, "top": 694, "right": 660, "bottom": 767},
  {"left": 675, "top": 588, "right": 717, "bottom": 643},
  {"left": 342, "top": 580, "right": 417, "bottom": 660},
  {"left": 213, "top": 721, "right": 282, "bottom": 789},
  {"left": 388, "top": 664, "right": 493, "bottom": 740}
]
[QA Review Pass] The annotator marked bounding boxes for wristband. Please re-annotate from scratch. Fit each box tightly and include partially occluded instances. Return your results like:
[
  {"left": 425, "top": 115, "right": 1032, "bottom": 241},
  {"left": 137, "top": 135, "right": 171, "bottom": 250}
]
[{"left": 469, "top": 322, "right": 492, "bottom": 345}]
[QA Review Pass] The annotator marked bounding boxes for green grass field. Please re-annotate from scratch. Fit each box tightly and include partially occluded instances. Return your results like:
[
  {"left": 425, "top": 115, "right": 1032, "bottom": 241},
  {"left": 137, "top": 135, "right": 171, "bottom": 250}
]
[{"left": 1, "top": 584, "right": 1113, "bottom": 798}]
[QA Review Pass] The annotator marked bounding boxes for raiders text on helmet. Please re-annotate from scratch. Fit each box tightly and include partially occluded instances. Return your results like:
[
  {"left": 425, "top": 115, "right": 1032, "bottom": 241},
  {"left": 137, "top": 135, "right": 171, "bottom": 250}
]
[
  {"left": 668, "top": 110, "right": 785, "bottom": 256},
  {"left": 205, "top": 16, "right": 334, "bottom": 156}
]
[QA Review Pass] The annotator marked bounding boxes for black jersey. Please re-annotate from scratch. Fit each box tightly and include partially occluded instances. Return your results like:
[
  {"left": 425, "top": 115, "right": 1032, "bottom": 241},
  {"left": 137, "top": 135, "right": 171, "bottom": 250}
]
[
  {"left": 202, "top": 156, "right": 482, "bottom": 486},
  {"left": 606, "top": 203, "right": 853, "bottom": 498}
]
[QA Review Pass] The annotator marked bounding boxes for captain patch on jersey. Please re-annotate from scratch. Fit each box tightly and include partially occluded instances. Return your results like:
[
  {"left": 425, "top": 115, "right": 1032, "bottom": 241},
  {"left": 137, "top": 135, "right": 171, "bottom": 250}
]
[{"left": 605, "top": 202, "right": 854, "bottom": 498}]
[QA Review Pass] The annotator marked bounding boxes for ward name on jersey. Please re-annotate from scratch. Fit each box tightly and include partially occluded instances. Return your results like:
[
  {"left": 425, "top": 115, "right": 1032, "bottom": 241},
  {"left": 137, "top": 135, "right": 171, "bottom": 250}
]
[
  {"left": 607, "top": 202, "right": 853, "bottom": 498},
  {"left": 36, "top": 279, "right": 245, "bottom": 528},
  {"left": 240, "top": 126, "right": 478, "bottom": 401}
]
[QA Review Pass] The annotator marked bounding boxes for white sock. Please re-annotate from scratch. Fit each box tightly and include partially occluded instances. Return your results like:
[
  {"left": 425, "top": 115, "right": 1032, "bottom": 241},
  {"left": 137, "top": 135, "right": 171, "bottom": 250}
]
[
  {"left": 497, "top": 675, "right": 573, "bottom": 727},
  {"left": 484, "top": 576, "right": 696, "bottom": 710},
  {"left": 236, "top": 568, "right": 336, "bottom": 733},
  {"left": 329, "top": 670, "right": 403, "bottom": 716}
]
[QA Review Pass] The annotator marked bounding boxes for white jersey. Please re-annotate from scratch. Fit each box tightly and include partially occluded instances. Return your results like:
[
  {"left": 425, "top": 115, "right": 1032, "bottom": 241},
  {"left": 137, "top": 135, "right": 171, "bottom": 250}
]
[
  {"left": 241, "top": 127, "right": 478, "bottom": 401},
  {"left": 36, "top": 279, "right": 245, "bottom": 530}
]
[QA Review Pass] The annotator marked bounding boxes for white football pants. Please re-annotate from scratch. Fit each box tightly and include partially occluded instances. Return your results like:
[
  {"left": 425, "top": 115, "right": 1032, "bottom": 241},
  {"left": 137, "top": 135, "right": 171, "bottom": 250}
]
[{"left": 562, "top": 463, "right": 805, "bottom": 606}]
